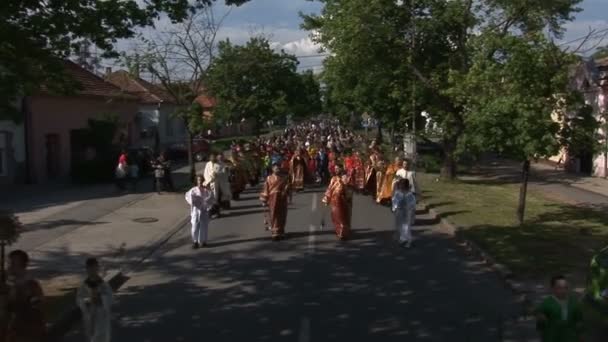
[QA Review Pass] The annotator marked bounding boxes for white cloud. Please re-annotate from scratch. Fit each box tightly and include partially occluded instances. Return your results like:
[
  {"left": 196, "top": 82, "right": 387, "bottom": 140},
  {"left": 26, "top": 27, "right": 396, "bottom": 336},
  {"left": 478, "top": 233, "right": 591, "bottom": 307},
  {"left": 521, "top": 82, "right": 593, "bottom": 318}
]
[{"left": 282, "top": 37, "right": 322, "bottom": 56}]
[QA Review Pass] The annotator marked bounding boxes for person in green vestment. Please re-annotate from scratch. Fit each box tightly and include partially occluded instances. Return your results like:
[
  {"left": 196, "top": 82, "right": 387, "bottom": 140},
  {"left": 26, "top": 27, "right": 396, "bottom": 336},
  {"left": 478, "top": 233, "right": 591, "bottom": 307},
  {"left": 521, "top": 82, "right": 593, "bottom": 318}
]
[{"left": 535, "top": 275, "right": 584, "bottom": 342}]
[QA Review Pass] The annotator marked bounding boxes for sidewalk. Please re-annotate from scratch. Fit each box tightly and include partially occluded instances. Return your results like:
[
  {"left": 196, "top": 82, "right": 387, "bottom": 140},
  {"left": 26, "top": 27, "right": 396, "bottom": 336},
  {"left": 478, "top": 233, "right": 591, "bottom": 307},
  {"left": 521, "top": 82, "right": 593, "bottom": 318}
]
[
  {"left": 2, "top": 163, "right": 203, "bottom": 326},
  {"left": 532, "top": 161, "right": 608, "bottom": 199}
]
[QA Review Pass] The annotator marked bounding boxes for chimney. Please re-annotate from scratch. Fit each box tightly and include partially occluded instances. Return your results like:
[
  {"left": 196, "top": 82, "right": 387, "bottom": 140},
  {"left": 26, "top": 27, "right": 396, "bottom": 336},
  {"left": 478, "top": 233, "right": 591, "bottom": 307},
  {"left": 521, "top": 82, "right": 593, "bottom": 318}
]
[{"left": 105, "top": 67, "right": 112, "bottom": 76}]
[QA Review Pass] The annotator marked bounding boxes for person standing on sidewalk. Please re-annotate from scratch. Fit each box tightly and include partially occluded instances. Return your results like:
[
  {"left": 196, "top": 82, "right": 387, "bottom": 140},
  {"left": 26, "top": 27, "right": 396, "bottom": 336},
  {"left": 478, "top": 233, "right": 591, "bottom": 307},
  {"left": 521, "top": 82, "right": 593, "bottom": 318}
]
[
  {"left": 535, "top": 275, "right": 584, "bottom": 342},
  {"left": 5, "top": 250, "right": 46, "bottom": 342},
  {"left": 115, "top": 150, "right": 128, "bottom": 191},
  {"left": 76, "top": 258, "right": 112, "bottom": 342},
  {"left": 185, "top": 175, "right": 215, "bottom": 249}
]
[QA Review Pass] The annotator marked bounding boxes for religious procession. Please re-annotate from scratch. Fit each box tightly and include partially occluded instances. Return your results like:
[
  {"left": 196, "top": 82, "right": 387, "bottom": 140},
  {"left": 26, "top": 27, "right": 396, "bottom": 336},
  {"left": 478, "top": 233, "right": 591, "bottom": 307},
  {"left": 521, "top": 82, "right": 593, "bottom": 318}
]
[{"left": 185, "top": 119, "right": 419, "bottom": 248}]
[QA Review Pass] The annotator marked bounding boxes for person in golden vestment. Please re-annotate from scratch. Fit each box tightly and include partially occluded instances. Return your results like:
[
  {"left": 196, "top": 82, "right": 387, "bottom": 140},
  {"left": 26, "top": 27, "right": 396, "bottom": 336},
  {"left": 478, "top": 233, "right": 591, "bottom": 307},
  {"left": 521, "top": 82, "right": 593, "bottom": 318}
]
[
  {"left": 260, "top": 163, "right": 292, "bottom": 240},
  {"left": 375, "top": 159, "right": 387, "bottom": 204},
  {"left": 379, "top": 156, "right": 402, "bottom": 203},
  {"left": 352, "top": 151, "right": 366, "bottom": 191},
  {"left": 322, "top": 164, "right": 353, "bottom": 241},
  {"left": 289, "top": 149, "right": 306, "bottom": 191}
]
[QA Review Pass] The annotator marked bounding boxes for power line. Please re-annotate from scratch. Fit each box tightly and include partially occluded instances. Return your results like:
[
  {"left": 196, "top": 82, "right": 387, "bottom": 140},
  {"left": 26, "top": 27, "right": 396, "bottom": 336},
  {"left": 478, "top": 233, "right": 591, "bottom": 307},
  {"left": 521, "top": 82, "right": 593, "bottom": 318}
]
[{"left": 559, "top": 27, "right": 608, "bottom": 47}]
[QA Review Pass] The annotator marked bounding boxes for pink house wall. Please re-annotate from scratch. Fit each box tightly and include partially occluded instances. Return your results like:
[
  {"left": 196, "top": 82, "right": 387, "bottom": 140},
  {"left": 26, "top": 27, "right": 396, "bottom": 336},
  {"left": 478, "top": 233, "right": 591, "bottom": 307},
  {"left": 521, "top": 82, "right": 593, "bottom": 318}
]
[{"left": 26, "top": 95, "right": 139, "bottom": 183}]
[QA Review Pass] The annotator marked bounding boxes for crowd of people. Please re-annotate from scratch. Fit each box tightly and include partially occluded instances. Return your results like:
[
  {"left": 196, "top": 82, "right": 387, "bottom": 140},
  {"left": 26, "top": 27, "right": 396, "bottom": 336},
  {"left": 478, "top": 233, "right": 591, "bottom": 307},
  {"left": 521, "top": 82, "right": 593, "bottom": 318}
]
[{"left": 185, "top": 119, "right": 419, "bottom": 248}]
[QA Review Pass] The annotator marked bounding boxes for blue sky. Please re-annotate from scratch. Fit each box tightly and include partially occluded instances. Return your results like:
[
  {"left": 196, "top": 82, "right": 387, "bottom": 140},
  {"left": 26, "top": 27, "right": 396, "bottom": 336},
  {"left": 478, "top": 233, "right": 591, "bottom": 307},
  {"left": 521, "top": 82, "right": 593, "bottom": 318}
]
[
  {"left": 120, "top": 0, "right": 608, "bottom": 74},
  {"left": 212, "top": 0, "right": 608, "bottom": 71}
]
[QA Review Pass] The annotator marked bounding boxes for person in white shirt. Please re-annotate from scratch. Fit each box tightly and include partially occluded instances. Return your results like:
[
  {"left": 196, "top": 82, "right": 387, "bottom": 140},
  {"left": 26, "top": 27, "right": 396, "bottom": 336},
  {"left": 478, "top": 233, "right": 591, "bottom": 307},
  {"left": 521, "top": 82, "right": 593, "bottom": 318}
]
[
  {"left": 395, "top": 158, "right": 418, "bottom": 196},
  {"left": 203, "top": 153, "right": 221, "bottom": 217},
  {"left": 185, "top": 175, "right": 215, "bottom": 248},
  {"left": 77, "top": 257, "right": 113, "bottom": 342},
  {"left": 391, "top": 179, "right": 416, "bottom": 248},
  {"left": 215, "top": 154, "right": 233, "bottom": 209}
]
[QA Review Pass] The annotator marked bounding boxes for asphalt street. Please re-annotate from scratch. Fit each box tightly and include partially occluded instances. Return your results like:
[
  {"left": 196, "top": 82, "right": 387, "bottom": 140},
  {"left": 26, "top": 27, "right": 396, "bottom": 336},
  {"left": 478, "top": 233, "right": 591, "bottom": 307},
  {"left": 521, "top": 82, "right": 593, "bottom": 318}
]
[{"left": 66, "top": 184, "right": 519, "bottom": 342}]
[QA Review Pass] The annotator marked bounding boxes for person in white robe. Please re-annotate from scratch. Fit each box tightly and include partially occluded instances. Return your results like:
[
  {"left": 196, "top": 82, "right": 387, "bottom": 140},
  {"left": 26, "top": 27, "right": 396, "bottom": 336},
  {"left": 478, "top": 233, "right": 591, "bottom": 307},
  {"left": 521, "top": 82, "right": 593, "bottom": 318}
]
[
  {"left": 395, "top": 158, "right": 418, "bottom": 196},
  {"left": 77, "top": 257, "right": 113, "bottom": 342},
  {"left": 185, "top": 175, "right": 215, "bottom": 248},
  {"left": 392, "top": 179, "right": 417, "bottom": 248},
  {"left": 216, "top": 154, "right": 233, "bottom": 209},
  {"left": 203, "top": 153, "right": 221, "bottom": 216}
]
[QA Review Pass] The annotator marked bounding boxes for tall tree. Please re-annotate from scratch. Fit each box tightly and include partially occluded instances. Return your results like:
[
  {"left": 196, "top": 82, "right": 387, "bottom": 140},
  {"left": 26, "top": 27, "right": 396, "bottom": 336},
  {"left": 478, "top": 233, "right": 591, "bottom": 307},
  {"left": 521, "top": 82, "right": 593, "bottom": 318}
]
[
  {"left": 205, "top": 37, "right": 305, "bottom": 129},
  {"left": 140, "top": 8, "right": 228, "bottom": 181},
  {"left": 0, "top": 0, "right": 248, "bottom": 121},
  {"left": 289, "top": 70, "right": 323, "bottom": 119},
  {"left": 304, "top": 0, "right": 582, "bottom": 179},
  {"left": 458, "top": 33, "right": 581, "bottom": 224}
]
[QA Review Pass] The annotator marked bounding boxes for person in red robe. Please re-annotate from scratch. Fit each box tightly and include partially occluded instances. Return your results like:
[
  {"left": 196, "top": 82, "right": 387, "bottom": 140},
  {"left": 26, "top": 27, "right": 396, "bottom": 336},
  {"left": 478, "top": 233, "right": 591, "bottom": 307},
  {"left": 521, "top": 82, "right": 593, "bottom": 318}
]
[
  {"left": 328, "top": 151, "right": 338, "bottom": 176},
  {"left": 281, "top": 149, "right": 292, "bottom": 173},
  {"left": 322, "top": 164, "right": 353, "bottom": 241},
  {"left": 352, "top": 151, "right": 366, "bottom": 191},
  {"left": 289, "top": 149, "right": 307, "bottom": 191},
  {"left": 344, "top": 152, "right": 355, "bottom": 187},
  {"left": 5, "top": 250, "right": 47, "bottom": 342},
  {"left": 260, "top": 163, "right": 292, "bottom": 240},
  {"left": 307, "top": 149, "right": 317, "bottom": 183}
]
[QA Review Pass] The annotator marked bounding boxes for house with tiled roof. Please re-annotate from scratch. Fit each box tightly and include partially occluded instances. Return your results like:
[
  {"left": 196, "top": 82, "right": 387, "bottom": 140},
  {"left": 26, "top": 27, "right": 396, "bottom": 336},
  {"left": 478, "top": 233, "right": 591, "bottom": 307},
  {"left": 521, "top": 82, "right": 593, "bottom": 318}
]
[
  {"left": 106, "top": 70, "right": 188, "bottom": 151},
  {"left": 549, "top": 57, "right": 608, "bottom": 178},
  {"left": 0, "top": 60, "right": 140, "bottom": 184}
]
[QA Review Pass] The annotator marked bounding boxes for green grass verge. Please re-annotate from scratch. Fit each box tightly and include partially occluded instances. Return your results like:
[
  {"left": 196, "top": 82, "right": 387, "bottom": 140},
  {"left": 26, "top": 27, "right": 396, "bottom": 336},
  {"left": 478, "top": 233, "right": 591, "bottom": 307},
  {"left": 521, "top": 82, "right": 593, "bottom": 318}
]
[{"left": 419, "top": 173, "right": 608, "bottom": 276}]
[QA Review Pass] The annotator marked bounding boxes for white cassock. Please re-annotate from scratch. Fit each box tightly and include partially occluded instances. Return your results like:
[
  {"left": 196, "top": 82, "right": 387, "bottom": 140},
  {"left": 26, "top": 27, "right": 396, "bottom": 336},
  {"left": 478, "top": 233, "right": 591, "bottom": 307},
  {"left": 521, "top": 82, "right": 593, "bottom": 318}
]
[
  {"left": 392, "top": 190, "right": 417, "bottom": 243},
  {"left": 203, "top": 161, "right": 219, "bottom": 205},
  {"left": 394, "top": 168, "right": 418, "bottom": 195},
  {"left": 185, "top": 186, "right": 214, "bottom": 243},
  {"left": 76, "top": 280, "right": 113, "bottom": 342},
  {"left": 215, "top": 161, "right": 233, "bottom": 202}
]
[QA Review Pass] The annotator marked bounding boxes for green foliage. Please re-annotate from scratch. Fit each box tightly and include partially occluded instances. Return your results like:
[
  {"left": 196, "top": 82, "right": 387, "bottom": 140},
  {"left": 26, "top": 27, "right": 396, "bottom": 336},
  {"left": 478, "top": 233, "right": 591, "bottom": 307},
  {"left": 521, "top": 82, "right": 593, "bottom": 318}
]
[
  {"left": 205, "top": 37, "right": 319, "bottom": 126},
  {"left": 304, "top": 0, "right": 583, "bottom": 178},
  {"left": 559, "top": 104, "right": 601, "bottom": 158},
  {"left": 0, "top": 0, "right": 250, "bottom": 121},
  {"left": 458, "top": 34, "right": 577, "bottom": 161}
]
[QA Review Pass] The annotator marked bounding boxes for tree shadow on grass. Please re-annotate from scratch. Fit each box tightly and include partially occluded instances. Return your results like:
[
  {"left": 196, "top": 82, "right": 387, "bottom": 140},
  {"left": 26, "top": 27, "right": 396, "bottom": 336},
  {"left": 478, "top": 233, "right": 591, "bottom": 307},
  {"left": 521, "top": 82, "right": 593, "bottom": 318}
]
[{"left": 463, "top": 203, "right": 608, "bottom": 277}]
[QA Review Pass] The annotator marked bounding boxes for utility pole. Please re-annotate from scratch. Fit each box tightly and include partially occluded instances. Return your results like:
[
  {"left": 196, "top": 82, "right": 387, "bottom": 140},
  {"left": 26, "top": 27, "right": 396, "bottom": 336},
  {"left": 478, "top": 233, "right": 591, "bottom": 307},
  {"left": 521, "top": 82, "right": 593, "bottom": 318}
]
[{"left": 410, "top": 0, "right": 417, "bottom": 166}]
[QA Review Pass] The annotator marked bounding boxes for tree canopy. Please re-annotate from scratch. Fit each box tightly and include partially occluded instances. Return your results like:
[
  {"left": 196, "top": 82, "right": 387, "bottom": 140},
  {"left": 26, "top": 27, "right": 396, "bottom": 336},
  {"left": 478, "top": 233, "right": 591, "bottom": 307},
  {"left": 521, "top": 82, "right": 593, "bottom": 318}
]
[
  {"left": 205, "top": 37, "right": 321, "bottom": 127},
  {"left": 0, "top": 0, "right": 249, "bottom": 121},
  {"left": 303, "top": 0, "right": 583, "bottom": 179}
]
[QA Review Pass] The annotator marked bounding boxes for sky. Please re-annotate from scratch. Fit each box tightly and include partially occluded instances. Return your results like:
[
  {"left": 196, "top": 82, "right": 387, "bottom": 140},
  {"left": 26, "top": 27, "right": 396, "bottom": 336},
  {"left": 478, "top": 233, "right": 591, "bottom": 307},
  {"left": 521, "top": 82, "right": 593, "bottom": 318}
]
[{"left": 116, "top": 0, "right": 608, "bottom": 75}]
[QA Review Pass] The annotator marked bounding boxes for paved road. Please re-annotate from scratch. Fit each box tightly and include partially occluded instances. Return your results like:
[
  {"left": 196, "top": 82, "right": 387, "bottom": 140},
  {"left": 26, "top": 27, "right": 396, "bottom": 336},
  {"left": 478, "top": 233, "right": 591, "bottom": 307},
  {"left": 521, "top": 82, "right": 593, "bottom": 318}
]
[{"left": 66, "top": 185, "right": 519, "bottom": 342}]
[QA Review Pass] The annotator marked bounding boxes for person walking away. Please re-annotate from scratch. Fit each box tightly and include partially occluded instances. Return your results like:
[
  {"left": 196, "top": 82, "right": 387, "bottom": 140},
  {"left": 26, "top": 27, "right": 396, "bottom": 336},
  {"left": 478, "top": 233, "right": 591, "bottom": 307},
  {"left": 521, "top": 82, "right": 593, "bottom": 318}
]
[
  {"left": 535, "top": 275, "right": 584, "bottom": 342},
  {"left": 203, "top": 153, "right": 221, "bottom": 218},
  {"left": 392, "top": 179, "right": 416, "bottom": 248},
  {"left": 5, "top": 250, "right": 46, "bottom": 342},
  {"left": 216, "top": 154, "right": 233, "bottom": 210},
  {"left": 185, "top": 175, "right": 215, "bottom": 248},
  {"left": 77, "top": 258, "right": 112, "bottom": 342},
  {"left": 260, "top": 163, "right": 291, "bottom": 241},
  {"left": 289, "top": 149, "right": 306, "bottom": 192},
  {"left": 152, "top": 156, "right": 166, "bottom": 194},
  {"left": 322, "top": 164, "right": 353, "bottom": 241},
  {"left": 115, "top": 150, "right": 128, "bottom": 191},
  {"left": 160, "top": 153, "right": 174, "bottom": 192},
  {"left": 395, "top": 158, "right": 418, "bottom": 198},
  {"left": 128, "top": 153, "right": 139, "bottom": 192}
]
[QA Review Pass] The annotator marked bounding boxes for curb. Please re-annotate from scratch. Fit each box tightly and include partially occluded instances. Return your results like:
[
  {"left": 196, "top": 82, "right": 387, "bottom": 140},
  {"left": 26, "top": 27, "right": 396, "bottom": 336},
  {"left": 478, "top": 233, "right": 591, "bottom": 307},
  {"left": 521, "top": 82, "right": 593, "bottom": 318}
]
[
  {"left": 420, "top": 202, "right": 533, "bottom": 316},
  {"left": 46, "top": 214, "right": 190, "bottom": 341}
]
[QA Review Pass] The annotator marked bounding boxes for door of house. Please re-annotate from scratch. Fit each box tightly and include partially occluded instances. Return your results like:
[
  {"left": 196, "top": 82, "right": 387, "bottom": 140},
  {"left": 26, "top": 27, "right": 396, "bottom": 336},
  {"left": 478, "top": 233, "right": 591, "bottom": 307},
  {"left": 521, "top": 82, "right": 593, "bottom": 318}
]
[{"left": 45, "top": 134, "right": 60, "bottom": 179}]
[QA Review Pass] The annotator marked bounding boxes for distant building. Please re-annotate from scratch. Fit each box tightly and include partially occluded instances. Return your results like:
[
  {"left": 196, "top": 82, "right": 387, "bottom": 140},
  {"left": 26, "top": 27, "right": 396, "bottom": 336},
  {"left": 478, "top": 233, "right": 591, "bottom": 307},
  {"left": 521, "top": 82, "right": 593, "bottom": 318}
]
[
  {"left": 1, "top": 61, "right": 140, "bottom": 184},
  {"left": 106, "top": 70, "right": 187, "bottom": 151}
]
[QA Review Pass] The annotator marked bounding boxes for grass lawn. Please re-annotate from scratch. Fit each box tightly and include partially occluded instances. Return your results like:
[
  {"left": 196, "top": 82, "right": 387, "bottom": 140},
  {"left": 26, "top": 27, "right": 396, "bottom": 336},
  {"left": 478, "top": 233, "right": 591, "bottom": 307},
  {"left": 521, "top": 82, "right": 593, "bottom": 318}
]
[{"left": 419, "top": 173, "right": 608, "bottom": 277}]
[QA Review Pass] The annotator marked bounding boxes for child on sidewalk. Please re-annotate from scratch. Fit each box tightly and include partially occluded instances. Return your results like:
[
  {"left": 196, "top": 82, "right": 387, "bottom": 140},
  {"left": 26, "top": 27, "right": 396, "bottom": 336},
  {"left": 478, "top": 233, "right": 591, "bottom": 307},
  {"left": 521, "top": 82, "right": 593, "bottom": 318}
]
[{"left": 77, "top": 258, "right": 113, "bottom": 342}]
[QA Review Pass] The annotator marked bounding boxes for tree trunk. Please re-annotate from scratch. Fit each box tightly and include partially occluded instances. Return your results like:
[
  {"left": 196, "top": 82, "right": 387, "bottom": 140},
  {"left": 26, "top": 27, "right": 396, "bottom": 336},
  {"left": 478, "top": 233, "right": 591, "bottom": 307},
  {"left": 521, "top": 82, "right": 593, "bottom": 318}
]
[
  {"left": 376, "top": 121, "right": 383, "bottom": 144},
  {"left": 516, "top": 160, "right": 531, "bottom": 226},
  {"left": 440, "top": 138, "right": 457, "bottom": 180},
  {"left": 187, "top": 129, "right": 196, "bottom": 184}
]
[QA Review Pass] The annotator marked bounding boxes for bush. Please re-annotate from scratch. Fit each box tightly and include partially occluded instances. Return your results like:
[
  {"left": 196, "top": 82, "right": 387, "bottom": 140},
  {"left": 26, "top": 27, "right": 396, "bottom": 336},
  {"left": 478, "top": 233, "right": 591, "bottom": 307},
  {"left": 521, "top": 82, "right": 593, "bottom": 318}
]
[{"left": 418, "top": 153, "right": 442, "bottom": 173}]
